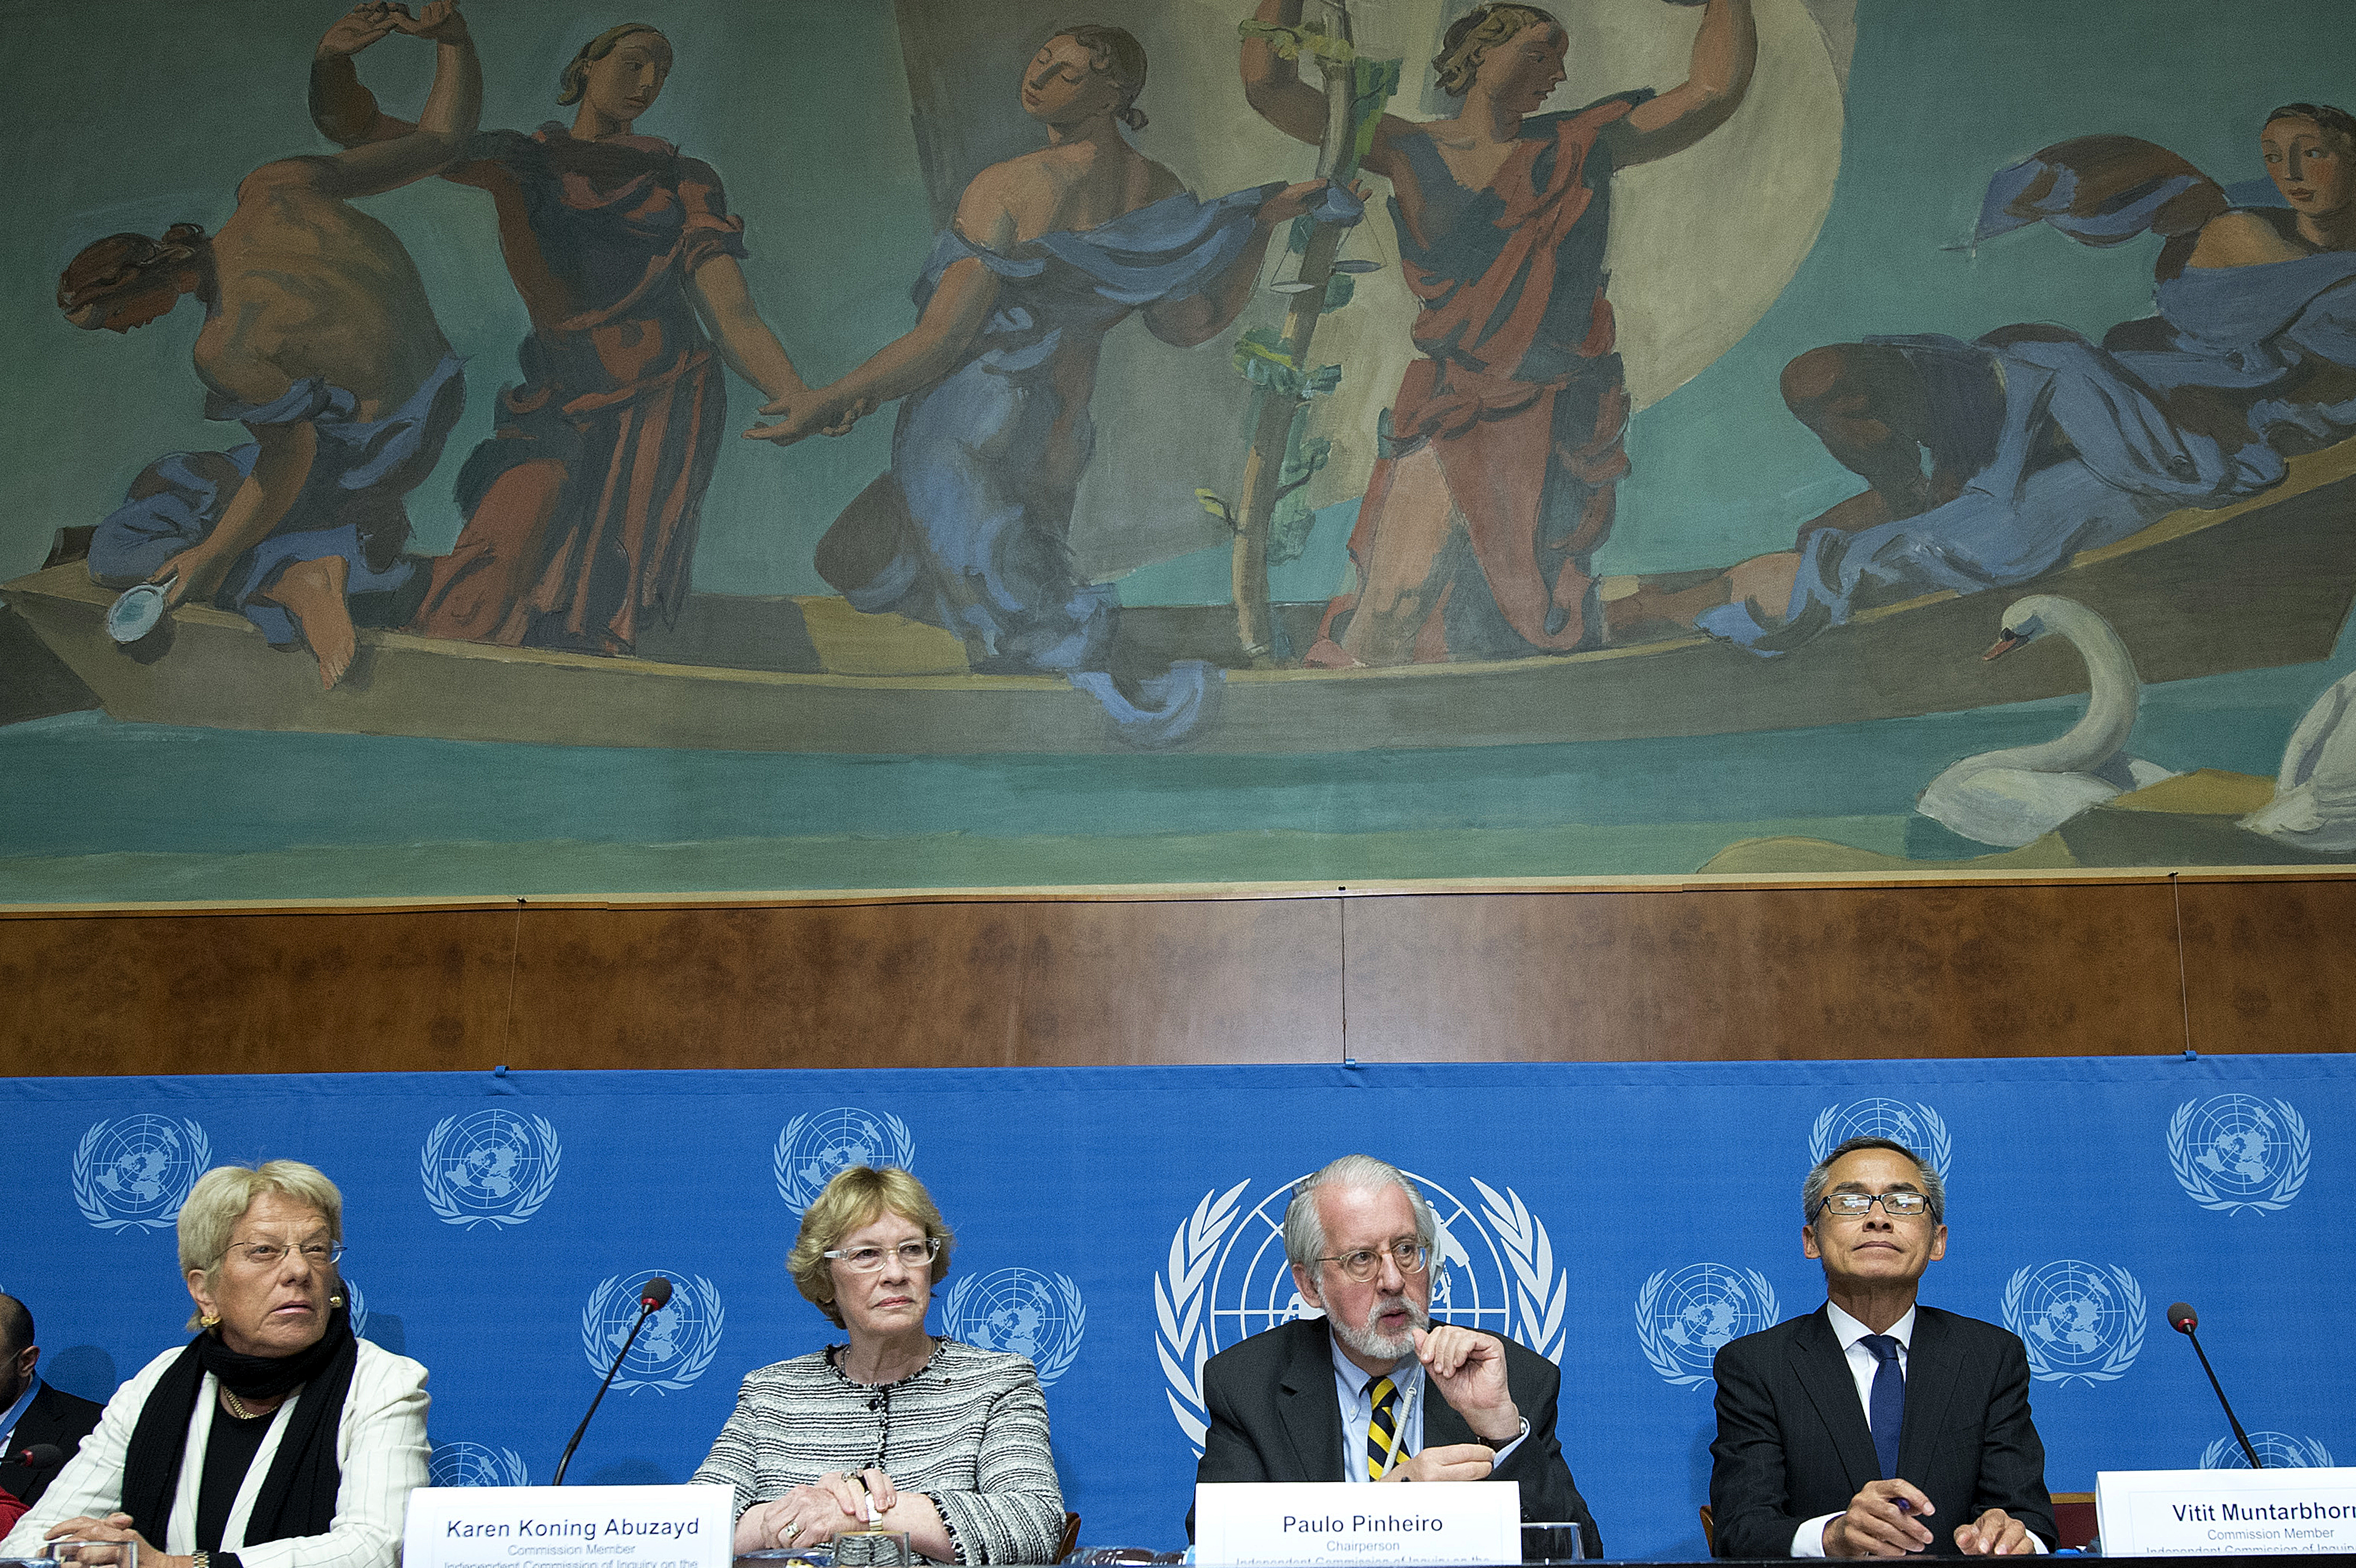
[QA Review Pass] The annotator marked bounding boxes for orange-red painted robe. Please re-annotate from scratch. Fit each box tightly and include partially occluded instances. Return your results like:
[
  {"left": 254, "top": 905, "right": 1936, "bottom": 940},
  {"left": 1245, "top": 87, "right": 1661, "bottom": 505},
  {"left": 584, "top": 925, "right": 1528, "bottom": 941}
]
[
  {"left": 1309, "top": 94, "right": 1647, "bottom": 666},
  {"left": 410, "top": 126, "right": 747, "bottom": 655}
]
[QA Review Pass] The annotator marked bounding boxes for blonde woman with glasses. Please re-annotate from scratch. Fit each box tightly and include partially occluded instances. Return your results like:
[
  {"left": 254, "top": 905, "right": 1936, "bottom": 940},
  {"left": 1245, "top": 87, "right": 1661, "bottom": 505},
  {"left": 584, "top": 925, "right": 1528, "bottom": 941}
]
[
  {"left": 692, "top": 1167, "right": 1064, "bottom": 1564},
  {"left": 0, "top": 1161, "right": 428, "bottom": 1568}
]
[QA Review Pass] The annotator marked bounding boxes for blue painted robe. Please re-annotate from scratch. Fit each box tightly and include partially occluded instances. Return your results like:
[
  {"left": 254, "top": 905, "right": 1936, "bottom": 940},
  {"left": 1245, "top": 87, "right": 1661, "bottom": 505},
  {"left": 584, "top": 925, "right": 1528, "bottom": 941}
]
[
  {"left": 822, "top": 183, "right": 1350, "bottom": 747},
  {"left": 1701, "top": 162, "right": 2356, "bottom": 654},
  {"left": 90, "top": 353, "right": 465, "bottom": 645}
]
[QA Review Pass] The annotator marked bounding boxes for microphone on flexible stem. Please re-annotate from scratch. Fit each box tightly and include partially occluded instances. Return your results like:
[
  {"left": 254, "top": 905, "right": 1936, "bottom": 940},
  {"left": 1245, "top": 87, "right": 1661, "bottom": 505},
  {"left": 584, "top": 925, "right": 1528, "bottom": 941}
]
[
  {"left": 553, "top": 1277, "right": 673, "bottom": 1486},
  {"left": 2167, "top": 1301, "right": 2262, "bottom": 1469},
  {"left": 5, "top": 1443, "right": 64, "bottom": 1470}
]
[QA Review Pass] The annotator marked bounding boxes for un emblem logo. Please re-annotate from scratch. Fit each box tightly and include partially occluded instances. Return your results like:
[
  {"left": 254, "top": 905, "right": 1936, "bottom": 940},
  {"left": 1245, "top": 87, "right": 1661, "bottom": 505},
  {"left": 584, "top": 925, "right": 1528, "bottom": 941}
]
[
  {"left": 419, "top": 1111, "right": 562, "bottom": 1230},
  {"left": 774, "top": 1108, "right": 916, "bottom": 1216},
  {"left": 429, "top": 1441, "right": 531, "bottom": 1487},
  {"left": 342, "top": 1277, "right": 370, "bottom": 1340},
  {"left": 580, "top": 1272, "right": 725, "bottom": 1393},
  {"left": 941, "top": 1269, "right": 1086, "bottom": 1386},
  {"left": 2001, "top": 1260, "right": 2147, "bottom": 1384},
  {"left": 2201, "top": 1432, "right": 2335, "bottom": 1469},
  {"left": 2168, "top": 1096, "right": 2311, "bottom": 1214},
  {"left": 1810, "top": 1100, "right": 1952, "bottom": 1176},
  {"left": 72, "top": 1116, "right": 210, "bottom": 1232},
  {"left": 1634, "top": 1265, "right": 1781, "bottom": 1387},
  {"left": 1155, "top": 1174, "right": 1566, "bottom": 1453}
]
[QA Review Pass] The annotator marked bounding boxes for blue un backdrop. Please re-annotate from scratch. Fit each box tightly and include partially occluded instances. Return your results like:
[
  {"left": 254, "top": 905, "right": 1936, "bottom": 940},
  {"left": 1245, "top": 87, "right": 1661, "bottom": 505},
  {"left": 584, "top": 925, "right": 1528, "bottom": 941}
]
[{"left": 4, "top": 1056, "right": 2351, "bottom": 1559}]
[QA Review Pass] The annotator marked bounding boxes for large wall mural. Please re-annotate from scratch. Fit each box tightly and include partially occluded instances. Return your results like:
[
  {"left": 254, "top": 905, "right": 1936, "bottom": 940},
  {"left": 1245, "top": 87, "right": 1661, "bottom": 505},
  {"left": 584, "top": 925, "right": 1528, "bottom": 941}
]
[{"left": 3, "top": 0, "right": 2354, "bottom": 901}]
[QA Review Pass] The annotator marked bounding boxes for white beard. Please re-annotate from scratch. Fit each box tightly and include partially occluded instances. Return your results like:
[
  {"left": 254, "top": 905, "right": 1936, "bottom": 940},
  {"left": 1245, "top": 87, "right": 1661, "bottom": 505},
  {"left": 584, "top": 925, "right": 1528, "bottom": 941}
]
[{"left": 1329, "top": 1291, "right": 1429, "bottom": 1365}]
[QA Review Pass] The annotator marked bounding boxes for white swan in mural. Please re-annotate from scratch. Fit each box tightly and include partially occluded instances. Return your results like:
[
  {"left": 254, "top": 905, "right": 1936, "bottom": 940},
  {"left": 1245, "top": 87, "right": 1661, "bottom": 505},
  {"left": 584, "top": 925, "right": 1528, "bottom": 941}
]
[
  {"left": 1917, "top": 595, "right": 2177, "bottom": 847},
  {"left": 2241, "top": 669, "right": 2356, "bottom": 851}
]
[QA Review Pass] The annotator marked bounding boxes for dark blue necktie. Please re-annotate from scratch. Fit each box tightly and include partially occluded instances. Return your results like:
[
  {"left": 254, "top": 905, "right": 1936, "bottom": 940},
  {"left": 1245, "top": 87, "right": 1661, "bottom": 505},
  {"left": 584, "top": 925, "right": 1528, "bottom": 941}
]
[{"left": 1862, "top": 1334, "right": 1905, "bottom": 1479}]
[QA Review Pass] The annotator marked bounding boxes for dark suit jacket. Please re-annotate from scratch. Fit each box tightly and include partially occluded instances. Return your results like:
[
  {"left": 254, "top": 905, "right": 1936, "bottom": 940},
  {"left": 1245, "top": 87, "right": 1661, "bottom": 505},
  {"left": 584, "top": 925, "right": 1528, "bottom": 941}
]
[
  {"left": 1192, "top": 1317, "right": 1601, "bottom": 1557},
  {"left": 0, "top": 1382, "right": 106, "bottom": 1510},
  {"left": 1709, "top": 1304, "right": 2055, "bottom": 1558}
]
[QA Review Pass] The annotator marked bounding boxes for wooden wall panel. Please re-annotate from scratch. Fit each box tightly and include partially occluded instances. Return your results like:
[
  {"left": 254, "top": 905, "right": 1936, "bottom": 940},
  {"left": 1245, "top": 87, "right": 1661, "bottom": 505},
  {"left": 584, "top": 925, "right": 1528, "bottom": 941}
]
[
  {"left": 5, "top": 876, "right": 2353, "bottom": 1076},
  {"left": 1340, "top": 882, "right": 2190, "bottom": 1060},
  {"left": 2178, "top": 877, "right": 2356, "bottom": 1053},
  {"left": 0, "top": 907, "right": 519, "bottom": 1075},
  {"left": 500, "top": 897, "right": 1343, "bottom": 1068}
]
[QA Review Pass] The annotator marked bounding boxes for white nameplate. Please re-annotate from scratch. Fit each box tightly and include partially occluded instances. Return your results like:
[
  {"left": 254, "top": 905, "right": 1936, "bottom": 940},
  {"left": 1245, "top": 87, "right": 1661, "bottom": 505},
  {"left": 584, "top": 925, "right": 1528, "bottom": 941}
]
[
  {"left": 1194, "top": 1481, "right": 1520, "bottom": 1567},
  {"left": 2097, "top": 1467, "right": 2356, "bottom": 1556},
  {"left": 404, "top": 1483, "right": 733, "bottom": 1568}
]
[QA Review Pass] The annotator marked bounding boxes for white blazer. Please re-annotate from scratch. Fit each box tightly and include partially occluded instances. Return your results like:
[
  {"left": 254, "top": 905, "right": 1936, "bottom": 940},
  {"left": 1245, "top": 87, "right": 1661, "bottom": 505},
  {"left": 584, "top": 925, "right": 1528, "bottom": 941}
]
[{"left": 0, "top": 1339, "right": 429, "bottom": 1568}]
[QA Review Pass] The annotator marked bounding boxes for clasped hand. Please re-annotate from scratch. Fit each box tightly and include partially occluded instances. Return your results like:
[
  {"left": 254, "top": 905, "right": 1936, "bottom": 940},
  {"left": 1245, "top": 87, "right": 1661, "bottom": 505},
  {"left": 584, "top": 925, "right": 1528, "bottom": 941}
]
[
  {"left": 737, "top": 1469, "right": 897, "bottom": 1553},
  {"left": 742, "top": 389, "right": 873, "bottom": 447},
  {"left": 319, "top": 1, "right": 467, "bottom": 57},
  {"left": 1824, "top": 1480, "right": 2037, "bottom": 1557},
  {"left": 42, "top": 1512, "right": 167, "bottom": 1568}
]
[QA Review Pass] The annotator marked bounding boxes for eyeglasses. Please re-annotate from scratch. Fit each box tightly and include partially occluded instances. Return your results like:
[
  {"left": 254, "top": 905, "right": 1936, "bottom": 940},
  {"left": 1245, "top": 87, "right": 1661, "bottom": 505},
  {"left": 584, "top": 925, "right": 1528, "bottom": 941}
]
[
  {"left": 1316, "top": 1241, "right": 1430, "bottom": 1283},
  {"left": 824, "top": 1238, "right": 941, "bottom": 1273},
  {"left": 225, "top": 1239, "right": 345, "bottom": 1268},
  {"left": 1818, "top": 1191, "right": 1931, "bottom": 1219}
]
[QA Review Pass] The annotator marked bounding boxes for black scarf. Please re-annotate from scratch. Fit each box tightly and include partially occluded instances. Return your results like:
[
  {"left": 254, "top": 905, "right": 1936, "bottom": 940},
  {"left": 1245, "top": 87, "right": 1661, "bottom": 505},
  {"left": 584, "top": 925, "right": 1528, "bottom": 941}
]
[{"left": 119, "top": 1307, "right": 359, "bottom": 1550}]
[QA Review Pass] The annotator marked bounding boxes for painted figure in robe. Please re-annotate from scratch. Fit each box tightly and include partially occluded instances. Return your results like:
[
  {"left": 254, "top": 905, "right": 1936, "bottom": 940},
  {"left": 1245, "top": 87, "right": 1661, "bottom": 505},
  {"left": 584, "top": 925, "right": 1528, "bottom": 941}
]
[
  {"left": 1242, "top": 0, "right": 1756, "bottom": 666},
  {"left": 65, "top": 1, "right": 480, "bottom": 691},
  {"left": 749, "top": 26, "right": 1349, "bottom": 745},
  {"left": 312, "top": 9, "right": 813, "bottom": 655},
  {"left": 1615, "top": 104, "right": 2356, "bottom": 655}
]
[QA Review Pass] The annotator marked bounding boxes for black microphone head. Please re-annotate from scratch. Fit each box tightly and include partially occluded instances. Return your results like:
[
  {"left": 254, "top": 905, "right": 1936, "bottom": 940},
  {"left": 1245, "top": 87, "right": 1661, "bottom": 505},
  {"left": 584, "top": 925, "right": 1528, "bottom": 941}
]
[
  {"left": 2167, "top": 1301, "right": 2198, "bottom": 1334},
  {"left": 640, "top": 1276, "right": 674, "bottom": 1310},
  {"left": 13, "top": 1442, "right": 64, "bottom": 1468}
]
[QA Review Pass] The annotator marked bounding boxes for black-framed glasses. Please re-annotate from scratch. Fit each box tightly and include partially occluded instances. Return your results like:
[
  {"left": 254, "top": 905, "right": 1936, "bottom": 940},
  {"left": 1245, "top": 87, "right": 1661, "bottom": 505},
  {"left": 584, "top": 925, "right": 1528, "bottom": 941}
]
[
  {"left": 225, "top": 1239, "right": 345, "bottom": 1268},
  {"left": 1818, "top": 1191, "right": 1931, "bottom": 1219},
  {"left": 824, "top": 1238, "right": 941, "bottom": 1273},
  {"left": 1316, "top": 1241, "right": 1429, "bottom": 1283}
]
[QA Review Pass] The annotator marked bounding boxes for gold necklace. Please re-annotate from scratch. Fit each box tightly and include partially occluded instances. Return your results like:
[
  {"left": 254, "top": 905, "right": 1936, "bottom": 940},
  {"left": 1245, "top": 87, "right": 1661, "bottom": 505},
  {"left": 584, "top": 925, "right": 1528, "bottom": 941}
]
[{"left": 221, "top": 1386, "right": 292, "bottom": 1420}]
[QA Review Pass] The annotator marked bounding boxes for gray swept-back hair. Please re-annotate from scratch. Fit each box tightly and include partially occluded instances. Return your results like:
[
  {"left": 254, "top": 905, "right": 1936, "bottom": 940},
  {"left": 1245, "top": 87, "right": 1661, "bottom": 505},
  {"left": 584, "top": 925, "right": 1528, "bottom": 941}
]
[
  {"left": 1283, "top": 1154, "right": 1440, "bottom": 1273},
  {"left": 1801, "top": 1136, "right": 1945, "bottom": 1226}
]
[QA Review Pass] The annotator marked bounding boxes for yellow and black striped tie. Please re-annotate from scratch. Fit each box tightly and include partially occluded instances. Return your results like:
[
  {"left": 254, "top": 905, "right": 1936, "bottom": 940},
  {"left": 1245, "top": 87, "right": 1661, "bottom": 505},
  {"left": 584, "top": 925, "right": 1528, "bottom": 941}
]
[{"left": 1367, "top": 1376, "right": 1400, "bottom": 1480}]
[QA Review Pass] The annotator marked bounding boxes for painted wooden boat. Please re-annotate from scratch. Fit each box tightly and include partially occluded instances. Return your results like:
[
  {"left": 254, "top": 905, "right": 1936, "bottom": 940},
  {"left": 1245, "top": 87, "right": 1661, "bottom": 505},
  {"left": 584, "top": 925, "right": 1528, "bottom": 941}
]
[{"left": 8, "top": 439, "right": 2356, "bottom": 755}]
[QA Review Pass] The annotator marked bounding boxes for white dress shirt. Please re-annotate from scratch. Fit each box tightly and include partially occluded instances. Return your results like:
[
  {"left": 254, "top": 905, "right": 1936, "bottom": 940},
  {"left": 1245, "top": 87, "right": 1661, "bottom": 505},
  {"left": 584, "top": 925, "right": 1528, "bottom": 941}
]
[{"left": 1791, "top": 1304, "right": 2044, "bottom": 1557}]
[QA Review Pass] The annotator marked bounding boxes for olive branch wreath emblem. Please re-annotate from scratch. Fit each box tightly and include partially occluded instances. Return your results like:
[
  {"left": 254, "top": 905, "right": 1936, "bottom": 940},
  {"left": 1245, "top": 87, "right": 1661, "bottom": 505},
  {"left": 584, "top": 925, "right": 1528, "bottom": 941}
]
[
  {"left": 418, "top": 1113, "right": 563, "bottom": 1229},
  {"left": 943, "top": 1271, "right": 1088, "bottom": 1386},
  {"left": 2168, "top": 1098, "right": 2310, "bottom": 1214},
  {"left": 2002, "top": 1263, "right": 2146, "bottom": 1384},
  {"left": 580, "top": 1273, "right": 725, "bottom": 1393},
  {"left": 73, "top": 1118, "right": 209, "bottom": 1231}
]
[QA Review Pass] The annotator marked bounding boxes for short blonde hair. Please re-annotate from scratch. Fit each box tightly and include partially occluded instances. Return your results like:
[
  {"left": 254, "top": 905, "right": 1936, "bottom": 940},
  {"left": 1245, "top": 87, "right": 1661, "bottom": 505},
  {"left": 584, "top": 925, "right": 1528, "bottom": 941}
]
[
  {"left": 787, "top": 1166, "right": 954, "bottom": 1328},
  {"left": 179, "top": 1161, "right": 343, "bottom": 1329},
  {"left": 1432, "top": 4, "right": 1561, "bottom": 98}
]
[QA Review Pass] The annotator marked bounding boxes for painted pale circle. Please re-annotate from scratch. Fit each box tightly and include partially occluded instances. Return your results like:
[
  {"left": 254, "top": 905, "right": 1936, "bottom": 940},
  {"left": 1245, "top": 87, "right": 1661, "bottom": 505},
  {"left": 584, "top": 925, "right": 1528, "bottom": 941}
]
[{"left": 1137, "top": 0, "right": 1850, "bottom": 526}]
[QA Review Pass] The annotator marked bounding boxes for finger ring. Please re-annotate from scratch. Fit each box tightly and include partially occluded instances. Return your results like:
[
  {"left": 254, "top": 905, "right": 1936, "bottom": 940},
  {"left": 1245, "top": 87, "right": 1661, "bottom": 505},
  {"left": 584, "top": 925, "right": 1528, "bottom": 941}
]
[{"left": 784, "top": 1521, "right": 802, "bottom": 1539}]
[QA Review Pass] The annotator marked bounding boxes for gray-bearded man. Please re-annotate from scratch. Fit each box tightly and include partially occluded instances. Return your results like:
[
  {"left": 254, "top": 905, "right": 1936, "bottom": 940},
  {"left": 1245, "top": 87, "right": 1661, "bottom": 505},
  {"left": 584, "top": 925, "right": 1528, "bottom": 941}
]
[{"left": 1190, "top": 1155, "right": 1600, "bottom": 1556}]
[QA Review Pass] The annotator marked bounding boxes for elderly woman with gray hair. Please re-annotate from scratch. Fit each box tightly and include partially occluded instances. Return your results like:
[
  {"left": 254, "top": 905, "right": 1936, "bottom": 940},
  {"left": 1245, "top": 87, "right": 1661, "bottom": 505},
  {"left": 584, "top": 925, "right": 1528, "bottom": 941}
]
[
  {"left": 692, "top": 1166, "right": 1065, "bottom": 1564},
  {"left": 0, "top": 1162, "right": 428, "bottom": 1568}
]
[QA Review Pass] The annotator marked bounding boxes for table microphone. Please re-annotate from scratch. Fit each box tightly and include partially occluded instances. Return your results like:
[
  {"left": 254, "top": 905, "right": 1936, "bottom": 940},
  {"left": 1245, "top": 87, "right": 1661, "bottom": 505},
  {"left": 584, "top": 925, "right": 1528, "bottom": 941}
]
[
  {"left": 2166, "top": 1301, "right": 2262, "bottom": 1468},
  {"left": 5, "top": 1443, "right": 64, "bottom": 1470},
  {"left": 554, "top": 1277, "right": 673, "bottom": 1485}
]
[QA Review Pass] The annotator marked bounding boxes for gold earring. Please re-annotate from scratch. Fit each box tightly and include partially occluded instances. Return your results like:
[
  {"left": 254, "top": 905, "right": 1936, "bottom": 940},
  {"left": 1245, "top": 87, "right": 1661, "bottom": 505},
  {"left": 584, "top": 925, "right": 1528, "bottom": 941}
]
[
  {"left": 201, "top": 1314, "right": 221, "bottom": 1328},
  {"left": 329, "top": 1295, "right": 345, "bottom": 1307}
]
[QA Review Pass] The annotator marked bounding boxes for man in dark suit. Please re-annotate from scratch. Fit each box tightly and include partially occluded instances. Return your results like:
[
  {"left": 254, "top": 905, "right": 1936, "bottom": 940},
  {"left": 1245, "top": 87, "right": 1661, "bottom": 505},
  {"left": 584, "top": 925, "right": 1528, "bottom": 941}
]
[
  {"left": 1710, "top": 1137, "right": 2054, "bottom": 1557},
  {"left": 0, "top": 1294, "right": 105, "bottom": 1519},
  {"left": 1192, "top": 1155, "right": 1600, "bottom": 1557}
]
